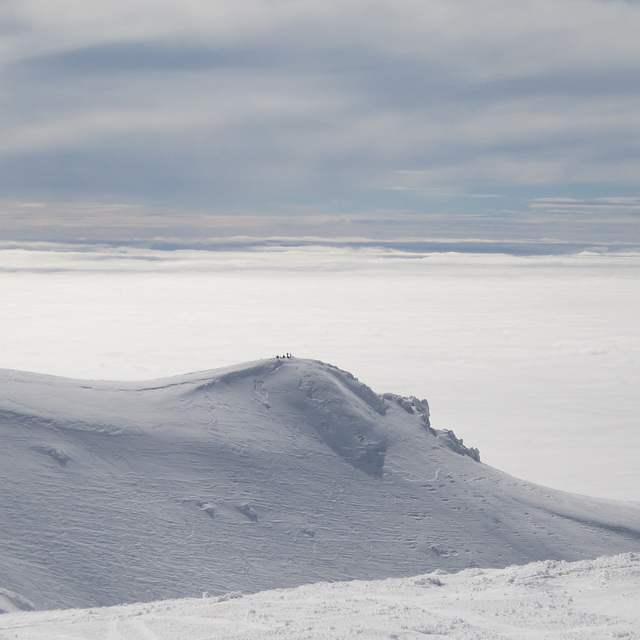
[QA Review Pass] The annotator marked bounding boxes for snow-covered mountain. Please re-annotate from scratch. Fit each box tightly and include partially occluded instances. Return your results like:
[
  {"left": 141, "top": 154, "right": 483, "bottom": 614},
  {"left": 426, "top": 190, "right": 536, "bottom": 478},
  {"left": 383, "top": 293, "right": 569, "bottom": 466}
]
[{"left": 1, "top": 357, "right": 639, "bottom": 611}]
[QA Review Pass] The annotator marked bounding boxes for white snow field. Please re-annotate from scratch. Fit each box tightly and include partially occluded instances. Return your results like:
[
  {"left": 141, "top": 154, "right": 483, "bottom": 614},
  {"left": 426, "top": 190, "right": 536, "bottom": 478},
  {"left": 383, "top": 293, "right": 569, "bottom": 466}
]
[
  {"left": 1, "top": 358, "right": 640, "bottom": 616},
  {"left": 1, "top": 553, "right": 639, "bottom": 639}
]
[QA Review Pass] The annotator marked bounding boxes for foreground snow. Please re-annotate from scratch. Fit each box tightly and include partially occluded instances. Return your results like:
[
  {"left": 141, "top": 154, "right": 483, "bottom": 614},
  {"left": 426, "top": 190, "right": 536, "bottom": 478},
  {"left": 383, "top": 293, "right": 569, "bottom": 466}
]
[{"left": 1, "top": 553, "right": 639, "bottom": 639}]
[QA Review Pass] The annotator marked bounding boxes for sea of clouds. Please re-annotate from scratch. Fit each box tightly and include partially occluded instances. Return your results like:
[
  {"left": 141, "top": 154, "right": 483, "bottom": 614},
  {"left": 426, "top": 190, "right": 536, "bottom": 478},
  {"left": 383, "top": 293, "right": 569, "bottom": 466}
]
[{"left": 1, "top": 244, "right": 638, "bottom": 502}]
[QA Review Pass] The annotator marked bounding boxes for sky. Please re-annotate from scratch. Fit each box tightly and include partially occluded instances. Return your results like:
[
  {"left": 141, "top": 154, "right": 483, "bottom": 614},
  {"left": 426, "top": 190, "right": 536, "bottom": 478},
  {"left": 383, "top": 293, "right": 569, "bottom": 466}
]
[{"left": 1, "top": 0, "right": 639, "bottom": 245}]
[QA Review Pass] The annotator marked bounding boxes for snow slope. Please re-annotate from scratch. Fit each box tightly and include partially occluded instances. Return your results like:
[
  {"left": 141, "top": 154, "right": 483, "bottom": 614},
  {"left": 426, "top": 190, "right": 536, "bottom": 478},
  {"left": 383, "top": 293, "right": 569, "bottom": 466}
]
[
  {"left": 1, "top": 358, "right": 639, "bottom": 611},
  {"left": 1, "top": 553, "right": 639, "bottom": 639}
]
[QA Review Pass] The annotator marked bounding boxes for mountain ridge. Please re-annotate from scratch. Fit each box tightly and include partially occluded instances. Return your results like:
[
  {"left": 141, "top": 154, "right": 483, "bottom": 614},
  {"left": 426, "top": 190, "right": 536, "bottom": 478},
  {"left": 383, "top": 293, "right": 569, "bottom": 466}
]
[{"left": 1, "top": 357, "right": 639, "bottom": 610}]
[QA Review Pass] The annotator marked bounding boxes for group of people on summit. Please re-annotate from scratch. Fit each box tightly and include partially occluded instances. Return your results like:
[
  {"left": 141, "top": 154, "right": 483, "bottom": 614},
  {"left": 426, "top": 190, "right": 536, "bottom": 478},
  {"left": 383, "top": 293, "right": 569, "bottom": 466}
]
[{"left": 276, "top": 353, "right": 293, "bottom": 359}]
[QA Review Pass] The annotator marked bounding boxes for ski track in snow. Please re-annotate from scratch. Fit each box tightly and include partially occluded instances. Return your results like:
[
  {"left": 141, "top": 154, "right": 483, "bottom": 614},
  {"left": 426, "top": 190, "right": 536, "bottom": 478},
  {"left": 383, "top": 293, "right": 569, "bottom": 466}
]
[{"left": 1, "top": 553, "right": 639, "bottom": 639}]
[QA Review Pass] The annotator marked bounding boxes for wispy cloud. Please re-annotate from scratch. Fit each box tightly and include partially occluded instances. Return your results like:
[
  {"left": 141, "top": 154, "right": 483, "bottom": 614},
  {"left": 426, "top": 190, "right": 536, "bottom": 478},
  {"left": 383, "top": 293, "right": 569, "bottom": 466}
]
[{"left": 530, "top": 197, "right": 640, "bottom": 215}]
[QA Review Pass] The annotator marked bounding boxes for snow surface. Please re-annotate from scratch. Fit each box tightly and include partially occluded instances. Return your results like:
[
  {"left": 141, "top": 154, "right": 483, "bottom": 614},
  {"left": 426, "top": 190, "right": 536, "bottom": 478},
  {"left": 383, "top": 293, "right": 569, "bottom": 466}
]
[
  {"left": 2, "top": 357, "right": 640, "bottom": 613},
  {"left": 1, "top": 553, "right": 639, "bottom": 639}
]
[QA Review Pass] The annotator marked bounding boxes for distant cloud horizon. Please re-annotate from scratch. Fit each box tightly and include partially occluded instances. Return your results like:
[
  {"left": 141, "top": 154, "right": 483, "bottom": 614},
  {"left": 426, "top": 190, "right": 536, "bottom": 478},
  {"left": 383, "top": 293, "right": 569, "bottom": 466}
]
[{"left": 1, "top": 198, "right": 639, "bottom": 252}]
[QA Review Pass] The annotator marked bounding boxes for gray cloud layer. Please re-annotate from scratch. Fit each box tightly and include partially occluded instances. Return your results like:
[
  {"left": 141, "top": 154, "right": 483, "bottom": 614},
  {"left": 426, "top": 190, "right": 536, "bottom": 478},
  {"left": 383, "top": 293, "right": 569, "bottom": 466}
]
[{"left": 1, "top": 0, "right": 639, "bottom": 242}]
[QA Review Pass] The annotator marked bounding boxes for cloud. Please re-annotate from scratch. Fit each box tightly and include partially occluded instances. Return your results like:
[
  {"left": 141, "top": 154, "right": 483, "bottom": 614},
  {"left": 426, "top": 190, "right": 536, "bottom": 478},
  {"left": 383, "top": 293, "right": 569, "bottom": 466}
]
[
  {"left": 530, "top": 197, "right": 640, "bottom": 215},
  {"left": 1, "top": 0, "right": 640, "bottom": 239}
]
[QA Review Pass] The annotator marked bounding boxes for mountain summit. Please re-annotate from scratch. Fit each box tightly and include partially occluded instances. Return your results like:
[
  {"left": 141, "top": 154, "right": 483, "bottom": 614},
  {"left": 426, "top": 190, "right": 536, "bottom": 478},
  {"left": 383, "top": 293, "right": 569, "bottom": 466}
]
[{"left": 1, "top": 358, "right": 639, "bottom": 611}]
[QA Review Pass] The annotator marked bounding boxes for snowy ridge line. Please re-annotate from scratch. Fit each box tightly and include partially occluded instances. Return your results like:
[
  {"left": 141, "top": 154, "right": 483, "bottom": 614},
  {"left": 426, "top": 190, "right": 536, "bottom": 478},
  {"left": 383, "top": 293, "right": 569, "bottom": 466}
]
[
  {"left": 1, "top": 553, "right": 639, "bottom": 639},
  {"left": 382, "top": 391, "right": 480, "bottom": 463},
  {"left": 1, "top": 357, "right": 640, "bottom": 611}
]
